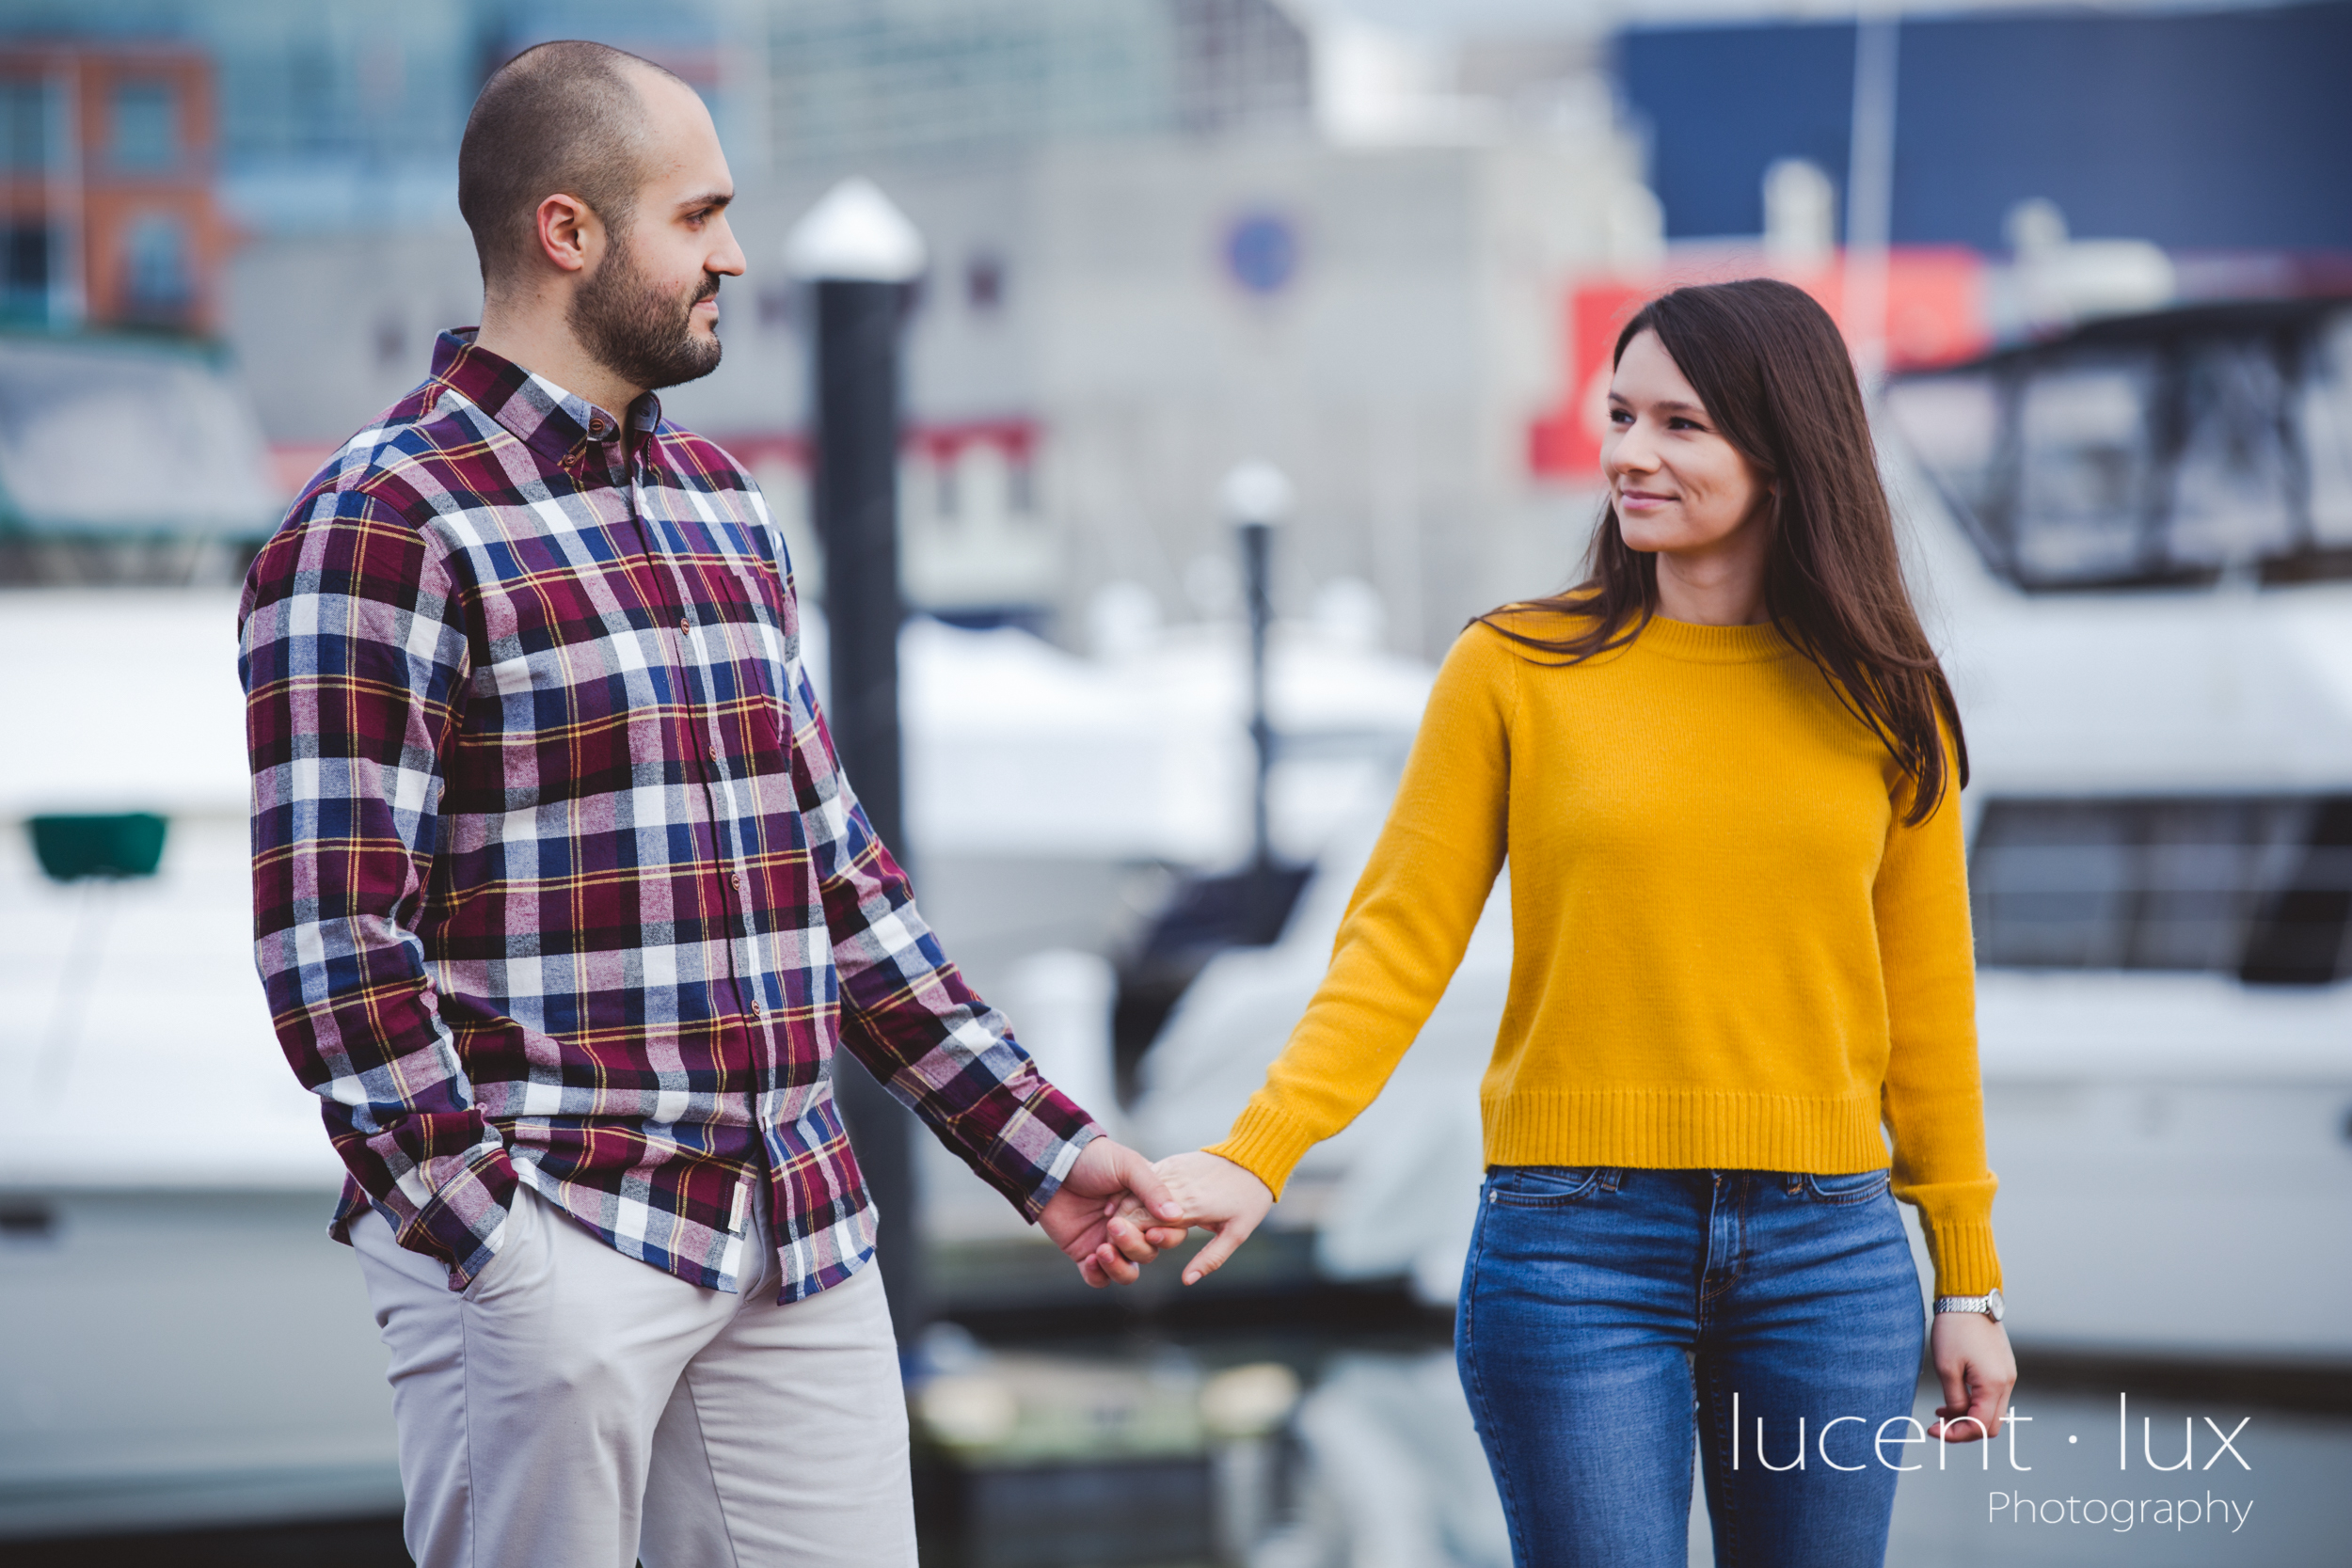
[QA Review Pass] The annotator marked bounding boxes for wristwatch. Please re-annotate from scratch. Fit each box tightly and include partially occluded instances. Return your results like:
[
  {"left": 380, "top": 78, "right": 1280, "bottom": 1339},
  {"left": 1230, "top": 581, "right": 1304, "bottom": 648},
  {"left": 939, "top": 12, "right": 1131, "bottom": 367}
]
[{"left": 1932, "top": 1288, "right": 2004, "bottom": 1323}]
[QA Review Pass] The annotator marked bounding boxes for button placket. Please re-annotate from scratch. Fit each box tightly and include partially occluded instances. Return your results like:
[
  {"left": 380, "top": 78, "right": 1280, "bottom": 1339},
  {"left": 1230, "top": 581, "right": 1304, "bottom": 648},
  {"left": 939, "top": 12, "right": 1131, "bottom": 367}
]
[{"left": 644, "top": 476, "right": 773, "bottom": 1037}]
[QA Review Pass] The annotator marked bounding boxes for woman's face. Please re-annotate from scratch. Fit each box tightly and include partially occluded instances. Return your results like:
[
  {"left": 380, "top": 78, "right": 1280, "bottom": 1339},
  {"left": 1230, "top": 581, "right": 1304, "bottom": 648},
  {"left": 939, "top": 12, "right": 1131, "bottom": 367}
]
[{"left": 1603, "top": 329, "right": 1772, "bottom": 559}]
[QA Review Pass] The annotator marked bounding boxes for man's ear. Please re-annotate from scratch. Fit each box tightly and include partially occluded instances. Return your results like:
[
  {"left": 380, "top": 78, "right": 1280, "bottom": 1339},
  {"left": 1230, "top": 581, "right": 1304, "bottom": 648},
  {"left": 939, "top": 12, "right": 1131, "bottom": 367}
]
[{"left": 533, "top": 193, "right": 599, "bottom": 276}]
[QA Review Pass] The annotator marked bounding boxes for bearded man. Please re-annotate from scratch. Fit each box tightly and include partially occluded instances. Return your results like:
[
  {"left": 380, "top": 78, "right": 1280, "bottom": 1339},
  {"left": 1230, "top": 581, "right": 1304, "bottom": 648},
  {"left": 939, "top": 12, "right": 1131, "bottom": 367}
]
[{"left": 238, "top": 40, "right": 1181, "bottom": 1568}]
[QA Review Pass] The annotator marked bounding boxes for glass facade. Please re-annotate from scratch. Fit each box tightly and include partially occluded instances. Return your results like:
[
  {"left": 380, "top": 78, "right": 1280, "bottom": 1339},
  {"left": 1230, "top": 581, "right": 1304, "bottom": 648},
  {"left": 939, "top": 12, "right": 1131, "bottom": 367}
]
[
  {"left": 0, "top": 0, "right": 1309, "bottom": 233},
  {"left": 763, "top": 0, "right": 1306, "bottom": 168}
]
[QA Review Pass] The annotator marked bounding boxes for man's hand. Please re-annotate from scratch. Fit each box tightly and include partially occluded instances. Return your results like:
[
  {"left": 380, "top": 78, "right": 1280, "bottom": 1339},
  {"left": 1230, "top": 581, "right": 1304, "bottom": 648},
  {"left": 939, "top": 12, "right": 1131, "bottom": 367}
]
[
  {"left": 1927, "top": 1309, "right": 2017, "bottom": 1441},
  {"left": 1153, "top": 1150, "right": 1275, "bottom": 1286},
  {"left": 1038, "top": 1137, "right": 1189, "bottom": 1288}
]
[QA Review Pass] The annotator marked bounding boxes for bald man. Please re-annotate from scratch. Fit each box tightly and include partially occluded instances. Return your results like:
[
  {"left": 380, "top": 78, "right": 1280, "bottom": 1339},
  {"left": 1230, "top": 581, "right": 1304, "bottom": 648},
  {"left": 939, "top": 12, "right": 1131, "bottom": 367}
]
[{"left": 238, "top": 41, "right": 1181, "bottom": 1567}]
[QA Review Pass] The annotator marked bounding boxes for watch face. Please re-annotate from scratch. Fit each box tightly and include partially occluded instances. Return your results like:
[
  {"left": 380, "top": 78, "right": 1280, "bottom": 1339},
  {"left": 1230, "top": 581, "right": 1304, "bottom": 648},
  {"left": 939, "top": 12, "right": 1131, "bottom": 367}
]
[{"left": 1987, "top": 1289, "right": 2006, "bottom": 1323}]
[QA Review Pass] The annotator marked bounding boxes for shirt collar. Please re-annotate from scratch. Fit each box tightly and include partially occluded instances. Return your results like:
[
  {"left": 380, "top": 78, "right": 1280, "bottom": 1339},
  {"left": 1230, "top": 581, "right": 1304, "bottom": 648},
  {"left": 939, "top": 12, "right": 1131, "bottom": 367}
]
[{"left": 427, "top": 327, "right": 665, "bottom": 468}]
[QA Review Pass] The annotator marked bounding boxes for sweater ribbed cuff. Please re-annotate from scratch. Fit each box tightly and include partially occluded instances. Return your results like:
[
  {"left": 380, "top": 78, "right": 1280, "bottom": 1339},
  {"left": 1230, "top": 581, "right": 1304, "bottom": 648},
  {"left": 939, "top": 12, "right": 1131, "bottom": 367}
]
[
  {"left": 1924, "top": 1219, "right": 2004, "bottom": 1300},
  {"left": 1204, "top": 1102, "right": 1321, "bottom": 1200}
]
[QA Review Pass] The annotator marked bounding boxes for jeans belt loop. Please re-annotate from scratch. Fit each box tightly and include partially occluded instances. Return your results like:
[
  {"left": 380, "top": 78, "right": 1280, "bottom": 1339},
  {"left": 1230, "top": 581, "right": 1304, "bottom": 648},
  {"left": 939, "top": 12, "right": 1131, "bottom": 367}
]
[
  {"left": 1598, "top": 1168, "right": 1623, "bottom": 1194},
  {"left": 1784, "top": 1172, "right": 1804, "bottom": 1196}
]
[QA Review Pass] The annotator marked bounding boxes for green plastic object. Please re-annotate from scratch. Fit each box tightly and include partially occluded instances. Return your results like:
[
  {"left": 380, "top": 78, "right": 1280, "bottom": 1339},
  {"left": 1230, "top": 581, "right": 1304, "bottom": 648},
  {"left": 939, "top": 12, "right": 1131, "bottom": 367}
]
[{"left": 27, "top": 813, "right": 168, "bottom": 882}]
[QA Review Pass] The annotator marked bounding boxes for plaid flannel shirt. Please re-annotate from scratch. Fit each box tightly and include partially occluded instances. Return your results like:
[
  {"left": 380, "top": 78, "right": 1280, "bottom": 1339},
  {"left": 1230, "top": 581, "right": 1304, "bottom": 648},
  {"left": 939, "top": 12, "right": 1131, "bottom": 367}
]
[{"left": 239, "top": 330, "right": 1099, "bottom": 1299}]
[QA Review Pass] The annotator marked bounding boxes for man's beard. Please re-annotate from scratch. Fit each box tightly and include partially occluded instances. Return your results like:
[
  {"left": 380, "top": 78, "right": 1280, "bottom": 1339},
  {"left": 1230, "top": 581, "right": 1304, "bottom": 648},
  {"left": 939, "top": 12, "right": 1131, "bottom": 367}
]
[{"left": 567, "top": 234, "right": 723, "bottom": 395}]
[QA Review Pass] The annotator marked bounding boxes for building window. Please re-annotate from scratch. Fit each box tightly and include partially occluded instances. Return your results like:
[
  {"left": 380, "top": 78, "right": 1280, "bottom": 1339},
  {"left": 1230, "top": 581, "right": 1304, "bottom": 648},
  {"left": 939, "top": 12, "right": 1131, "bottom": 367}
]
[
  {"left": 2, "top": 223, "right": 49, "bottom": 298},
  {"left": 0, "top": 79, "right": 49, "bottom": 170},
  {"left": 964, "top": 251, "right": 1004, "bottom": 313},
  {"left": 110, "top": 81, "right": 179, "bottom": 171},
  {"left": 121, "top": 213, "right": 192, "bottom": 322},
  {"left": 935, "top": 453, "right": 960, "bottom": 520},
  {"left": 1970, "top": 795, "right": 2352, "bottom": 985}
]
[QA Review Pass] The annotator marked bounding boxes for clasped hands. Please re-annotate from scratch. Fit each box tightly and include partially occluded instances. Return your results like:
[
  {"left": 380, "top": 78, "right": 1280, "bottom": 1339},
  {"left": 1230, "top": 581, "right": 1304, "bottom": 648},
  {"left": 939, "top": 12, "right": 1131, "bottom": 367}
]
[{"left": 1040, "top": 1144, "right": 1272, "bottom": 1289}]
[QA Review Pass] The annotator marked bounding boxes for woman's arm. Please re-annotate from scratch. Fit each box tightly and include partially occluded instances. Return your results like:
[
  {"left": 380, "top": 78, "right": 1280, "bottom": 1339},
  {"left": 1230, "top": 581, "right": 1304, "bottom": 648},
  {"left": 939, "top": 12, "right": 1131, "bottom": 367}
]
[
  {"left": 1874, "top": 745, "right": 2002, "bottom": 1300},
  {"left": 1169, "top": 626, "right": 1519, "bottom": 1271},
  {"left": 1876, "top": 732, "right": 2014, "bottom": 1436}
]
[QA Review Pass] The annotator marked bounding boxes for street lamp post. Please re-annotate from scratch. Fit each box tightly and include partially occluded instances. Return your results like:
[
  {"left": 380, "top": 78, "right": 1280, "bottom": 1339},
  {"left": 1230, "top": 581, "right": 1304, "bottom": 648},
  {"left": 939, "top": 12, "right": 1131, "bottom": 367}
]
[
  {"left": 1222, "top": 462, "right": 1293, "bottom": 936},
  {"left": 785, "top": 176, "right": 928, "bottom": 1344}
]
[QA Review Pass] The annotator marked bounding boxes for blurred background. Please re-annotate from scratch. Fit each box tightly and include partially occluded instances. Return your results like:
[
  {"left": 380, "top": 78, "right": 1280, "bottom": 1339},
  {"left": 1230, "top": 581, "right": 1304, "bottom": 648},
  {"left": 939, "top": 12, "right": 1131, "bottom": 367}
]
[{"left": 0, "top": 0, "right": 2348, "bottom": 1563}]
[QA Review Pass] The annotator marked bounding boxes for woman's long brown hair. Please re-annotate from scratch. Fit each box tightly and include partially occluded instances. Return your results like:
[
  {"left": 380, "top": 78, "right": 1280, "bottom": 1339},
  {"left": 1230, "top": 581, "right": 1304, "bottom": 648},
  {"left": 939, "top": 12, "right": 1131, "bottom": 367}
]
[{"left": 1477, "top": 277, "right": 1967, "bottom": 825}]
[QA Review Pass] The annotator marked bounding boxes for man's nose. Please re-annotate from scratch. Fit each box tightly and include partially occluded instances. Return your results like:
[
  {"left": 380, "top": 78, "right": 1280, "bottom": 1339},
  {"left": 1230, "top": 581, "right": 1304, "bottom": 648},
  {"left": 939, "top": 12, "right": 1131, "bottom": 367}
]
[{"left": 711, "top": 219, "right": 748, "bottom": 277}]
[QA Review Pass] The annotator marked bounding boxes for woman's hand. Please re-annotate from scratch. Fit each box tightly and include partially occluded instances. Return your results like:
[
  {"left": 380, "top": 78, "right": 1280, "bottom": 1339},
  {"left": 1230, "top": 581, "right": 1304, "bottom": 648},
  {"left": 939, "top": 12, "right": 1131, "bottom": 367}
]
[
  {"left": 1927, "top": 1310, "right": 2017, "bottom": 1441},
  {"left": 1039, "top": 1136, "right": 1187, "bottom": 1287},
  {"left": 1152, "top": 1150, "right": 1276, "bottom": 1285}
]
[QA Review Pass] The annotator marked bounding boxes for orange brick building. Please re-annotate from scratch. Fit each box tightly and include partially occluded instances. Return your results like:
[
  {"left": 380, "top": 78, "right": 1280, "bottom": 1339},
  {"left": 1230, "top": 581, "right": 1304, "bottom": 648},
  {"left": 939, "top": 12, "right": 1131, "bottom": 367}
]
[{"left": 0, "top": 41, "right": 229, "bottom": 334}]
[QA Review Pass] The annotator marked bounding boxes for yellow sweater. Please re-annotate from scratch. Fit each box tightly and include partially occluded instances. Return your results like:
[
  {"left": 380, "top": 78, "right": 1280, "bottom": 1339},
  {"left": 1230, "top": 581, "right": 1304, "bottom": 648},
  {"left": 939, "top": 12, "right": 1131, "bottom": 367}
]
[{"left": 1207, "top": 610, "right": 2001, "bottom": 1297}]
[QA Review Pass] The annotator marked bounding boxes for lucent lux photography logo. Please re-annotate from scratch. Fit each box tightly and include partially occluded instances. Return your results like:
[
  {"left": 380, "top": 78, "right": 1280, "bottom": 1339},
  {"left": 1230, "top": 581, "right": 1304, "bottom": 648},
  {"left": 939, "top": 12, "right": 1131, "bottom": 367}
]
[
  {"left": 1737, "top": 1392, "right": 2258, "bottom": 1539},
  {"left": 1988, "top": 1396, "right": 2254, "bottom": 1538}
]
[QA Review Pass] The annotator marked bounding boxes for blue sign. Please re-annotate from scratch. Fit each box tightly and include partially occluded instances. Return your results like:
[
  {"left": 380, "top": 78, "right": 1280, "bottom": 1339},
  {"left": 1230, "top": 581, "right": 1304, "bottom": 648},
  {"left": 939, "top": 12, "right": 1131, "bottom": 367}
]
[{"left": 1224, "top": 212, "right": 1299, "bottom": 296}]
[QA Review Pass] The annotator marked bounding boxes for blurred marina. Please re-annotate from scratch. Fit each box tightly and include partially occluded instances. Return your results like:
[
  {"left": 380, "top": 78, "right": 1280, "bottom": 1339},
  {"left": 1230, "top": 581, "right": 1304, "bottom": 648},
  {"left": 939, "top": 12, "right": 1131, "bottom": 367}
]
[{"left": 3, "top": 0, "right": 2351, "bottom": 1562}]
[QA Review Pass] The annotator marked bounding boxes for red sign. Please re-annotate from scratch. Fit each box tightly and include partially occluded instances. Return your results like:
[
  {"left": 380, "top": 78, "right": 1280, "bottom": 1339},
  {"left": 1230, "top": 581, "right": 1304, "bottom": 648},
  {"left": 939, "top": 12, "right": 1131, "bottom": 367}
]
[{"left": 1526, "top": 248, "right": 1989, "bottom": 480}]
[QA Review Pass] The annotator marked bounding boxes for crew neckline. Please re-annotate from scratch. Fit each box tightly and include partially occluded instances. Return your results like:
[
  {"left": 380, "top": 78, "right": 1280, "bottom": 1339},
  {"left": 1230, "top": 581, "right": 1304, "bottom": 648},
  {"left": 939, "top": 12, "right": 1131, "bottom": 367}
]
[{"left": 1635, "top": 613, "right": 1796, "bottom": 664}]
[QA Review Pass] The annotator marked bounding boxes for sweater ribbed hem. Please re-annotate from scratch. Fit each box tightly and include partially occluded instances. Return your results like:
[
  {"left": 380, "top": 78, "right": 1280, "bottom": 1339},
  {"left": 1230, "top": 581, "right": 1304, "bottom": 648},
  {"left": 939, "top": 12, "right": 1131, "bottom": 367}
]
[
  {"left": 1205, "top": 1103, "right": 1323, "bottom": 1200},
  {"left": 1923, "top": 1220, "right": 2004, "bottom": 1299},
  {"left": 1482, "top": 1086, "right": 1891, "bottom": 1174}
]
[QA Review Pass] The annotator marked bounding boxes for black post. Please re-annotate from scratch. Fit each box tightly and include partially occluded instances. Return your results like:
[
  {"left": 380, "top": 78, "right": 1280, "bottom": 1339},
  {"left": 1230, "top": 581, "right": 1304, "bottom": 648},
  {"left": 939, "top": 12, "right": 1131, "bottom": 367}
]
[
  {"left": 1239, "top": 518, "right": 1276, "bottom": 875},
  {"left": 808, "top": 274, "right": 924, "bottom": 1344},
  {"left": 1237, "top": 515, "right": 1284, "bottom": 944}
]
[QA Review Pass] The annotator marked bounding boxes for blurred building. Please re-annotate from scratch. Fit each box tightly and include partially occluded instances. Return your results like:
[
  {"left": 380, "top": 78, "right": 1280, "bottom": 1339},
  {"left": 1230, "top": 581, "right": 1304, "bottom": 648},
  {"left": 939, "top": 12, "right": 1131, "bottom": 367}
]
[
  {"left": 20, "top": 0, "right": 2352, "bottom": 645},
  {"left": 174, "top": 0, "right": 1650, "bottom": 656},
  {"left": 1618, "top": 0, "right": 2352, "bottom": 252},
  {"left": 758, "top": 0, "right": 1312, "bottom": 163},
  {"left": 0, "top": 40, "right": 227, "bottom": 332}
]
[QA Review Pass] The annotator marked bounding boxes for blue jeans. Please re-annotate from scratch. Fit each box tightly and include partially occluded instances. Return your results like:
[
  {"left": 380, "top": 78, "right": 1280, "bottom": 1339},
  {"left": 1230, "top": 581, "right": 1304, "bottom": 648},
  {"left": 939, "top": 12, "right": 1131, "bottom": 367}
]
[{"left": 1455, "top": 1167, "right": 1924, "bottom": 1568}]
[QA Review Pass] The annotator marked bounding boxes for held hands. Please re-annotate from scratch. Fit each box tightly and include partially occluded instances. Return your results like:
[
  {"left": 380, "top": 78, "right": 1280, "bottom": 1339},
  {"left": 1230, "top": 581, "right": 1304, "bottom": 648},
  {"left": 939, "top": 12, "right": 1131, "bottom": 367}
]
[
  {"left": 1038, "top": 1136, "right": 1190, "bottom": 1288},
  {"left": 1048, "top": 1145, "right": 1272, "bottom": 1287},
  {"left": 1926, "top": 1309, "right": 2017, "bottom": 1442},
  {"left": 1144, "top": 1150, "right": 1275, "bottom": 1286}
]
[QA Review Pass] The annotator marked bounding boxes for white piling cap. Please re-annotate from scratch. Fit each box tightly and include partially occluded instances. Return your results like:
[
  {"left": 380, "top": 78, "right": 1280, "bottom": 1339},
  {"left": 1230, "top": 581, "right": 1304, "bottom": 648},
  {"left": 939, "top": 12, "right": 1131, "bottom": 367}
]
[
  {"left": 784, "top": 177, "right": 928, "bottom": 282},
  {"left": 1221, "top": 461, "right": 1293, "bottom": 525}
]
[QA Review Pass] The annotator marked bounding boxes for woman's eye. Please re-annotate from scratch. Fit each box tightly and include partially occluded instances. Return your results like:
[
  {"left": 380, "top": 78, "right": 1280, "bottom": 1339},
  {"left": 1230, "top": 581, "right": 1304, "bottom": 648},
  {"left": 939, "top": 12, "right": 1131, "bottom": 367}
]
[
  {"left": 1608, "top": 408, "right": 1633, "bottom": 426},
  {"left": 1667, "top": 417, "right": 1702, "bottom": 431}
]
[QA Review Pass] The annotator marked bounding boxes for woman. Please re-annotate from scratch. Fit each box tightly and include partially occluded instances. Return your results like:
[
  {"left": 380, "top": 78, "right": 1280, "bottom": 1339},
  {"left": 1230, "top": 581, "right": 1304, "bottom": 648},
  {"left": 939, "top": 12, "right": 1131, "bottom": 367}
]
[{"left": 1150, "top": 279, "right": 2015, "bottom": 1567}]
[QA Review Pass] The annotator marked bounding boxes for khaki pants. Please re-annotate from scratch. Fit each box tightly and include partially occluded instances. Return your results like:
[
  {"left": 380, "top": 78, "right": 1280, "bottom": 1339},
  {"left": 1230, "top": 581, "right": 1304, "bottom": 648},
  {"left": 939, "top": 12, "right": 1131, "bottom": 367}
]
[{"left": 351, "top": 1182, "right": 915, "bottom": 1568}]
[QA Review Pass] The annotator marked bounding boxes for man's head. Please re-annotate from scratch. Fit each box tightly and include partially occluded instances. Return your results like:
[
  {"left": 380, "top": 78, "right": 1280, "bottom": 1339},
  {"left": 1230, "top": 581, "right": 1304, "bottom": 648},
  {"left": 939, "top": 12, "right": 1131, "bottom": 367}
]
[{"left": 458, "top": 41, "right": 744, "bottom": 397}]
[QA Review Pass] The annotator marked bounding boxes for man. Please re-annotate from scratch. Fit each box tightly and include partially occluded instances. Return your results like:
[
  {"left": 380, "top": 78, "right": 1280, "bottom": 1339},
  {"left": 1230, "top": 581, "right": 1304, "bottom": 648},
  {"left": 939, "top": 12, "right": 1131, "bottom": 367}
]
[{"left": 239, "top": 40, "right": 1180, "bottom": 1567}]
